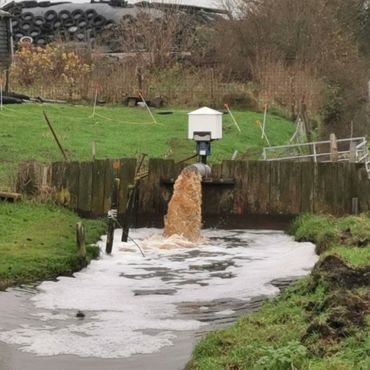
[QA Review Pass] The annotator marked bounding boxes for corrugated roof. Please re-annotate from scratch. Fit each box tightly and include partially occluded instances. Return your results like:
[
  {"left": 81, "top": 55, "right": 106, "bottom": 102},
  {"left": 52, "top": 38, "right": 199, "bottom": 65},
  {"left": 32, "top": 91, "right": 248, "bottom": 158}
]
[{"left": 188, "top": 107, "right": 222, "bottom": 115}]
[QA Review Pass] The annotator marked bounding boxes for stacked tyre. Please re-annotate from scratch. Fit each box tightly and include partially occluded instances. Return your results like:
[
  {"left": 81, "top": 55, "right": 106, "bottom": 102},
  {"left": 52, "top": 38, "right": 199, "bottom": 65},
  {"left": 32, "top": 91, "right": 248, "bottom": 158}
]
[{"left": 10, "top": 7, "right": 114, "bottom": 45}]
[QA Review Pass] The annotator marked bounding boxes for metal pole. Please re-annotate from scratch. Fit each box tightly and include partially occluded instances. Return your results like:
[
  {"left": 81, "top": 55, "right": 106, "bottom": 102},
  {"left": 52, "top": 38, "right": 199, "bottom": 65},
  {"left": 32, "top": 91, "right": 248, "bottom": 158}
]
[
  {"left": 262, "top": 103, "right": 268, "bottom": 139},
  {"left": 313, "top": 143, "right": 317, "bottom": 162},
  {"left": 91, "top": 86, "right": 98, "bottom": 118},
  {"left": 224, "top": 104, "right": 241, "bottom": 133}
]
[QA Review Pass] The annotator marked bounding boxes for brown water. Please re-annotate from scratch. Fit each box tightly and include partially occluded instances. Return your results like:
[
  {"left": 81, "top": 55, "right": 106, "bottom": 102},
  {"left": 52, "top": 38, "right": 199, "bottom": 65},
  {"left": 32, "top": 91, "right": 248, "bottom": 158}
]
[{"left": 163, "top": 168, "right": 202, "bottom": 242}]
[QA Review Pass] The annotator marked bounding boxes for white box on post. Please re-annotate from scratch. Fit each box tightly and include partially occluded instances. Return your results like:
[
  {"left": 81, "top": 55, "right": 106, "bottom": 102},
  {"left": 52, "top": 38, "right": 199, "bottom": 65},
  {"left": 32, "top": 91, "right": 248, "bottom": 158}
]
[{"left": 188, "top": 107, "right": 223, "bottom": 140}]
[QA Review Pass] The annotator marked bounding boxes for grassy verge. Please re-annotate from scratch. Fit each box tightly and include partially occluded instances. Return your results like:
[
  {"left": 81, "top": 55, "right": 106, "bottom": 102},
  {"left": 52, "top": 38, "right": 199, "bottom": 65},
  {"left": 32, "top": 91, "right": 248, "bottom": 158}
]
[
  {"left": 188, "top": 213, "right": 370, "bottom": 369},
  {"left": 0, "top": 200, "right": 106, "bottom": 290},
  {"left": 0, "top": 104, "right": 294, "bottom": 187}
]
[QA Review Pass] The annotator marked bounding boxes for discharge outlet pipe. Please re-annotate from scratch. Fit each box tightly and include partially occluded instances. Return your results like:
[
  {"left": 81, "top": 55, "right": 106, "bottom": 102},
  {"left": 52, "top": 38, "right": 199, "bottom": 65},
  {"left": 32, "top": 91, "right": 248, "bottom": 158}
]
[{"left": 185, "top": 163, "right": 211, "bottom": 178}]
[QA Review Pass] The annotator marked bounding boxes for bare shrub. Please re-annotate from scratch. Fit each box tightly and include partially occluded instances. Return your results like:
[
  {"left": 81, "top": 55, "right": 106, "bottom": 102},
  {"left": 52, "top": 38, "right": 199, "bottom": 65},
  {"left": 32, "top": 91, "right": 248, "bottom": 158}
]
[
  {"left": 104, "top": 2, "right": 195, "bottom": 71},
  {"left": 17, "top": 162, "right": 53, "bottom": 201},
  {"left": 250, "top": 53, "right": 324, "bottom": 116},
  {"left": 11, "top": 43, "right": 92, "bottom": 100},
  {"left": 212, "top": 0, "right": 370, "bottom": 135}
]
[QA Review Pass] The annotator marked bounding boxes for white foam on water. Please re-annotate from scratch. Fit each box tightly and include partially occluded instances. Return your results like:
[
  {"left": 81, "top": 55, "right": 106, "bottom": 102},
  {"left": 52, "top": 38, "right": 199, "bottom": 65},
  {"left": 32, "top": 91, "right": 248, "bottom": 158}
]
[
  {"left": 215, "top": 309, "right": 235, "bottom": 316},
  {"left": 0, "top": 228, "right": 318, "bottom": 358}
]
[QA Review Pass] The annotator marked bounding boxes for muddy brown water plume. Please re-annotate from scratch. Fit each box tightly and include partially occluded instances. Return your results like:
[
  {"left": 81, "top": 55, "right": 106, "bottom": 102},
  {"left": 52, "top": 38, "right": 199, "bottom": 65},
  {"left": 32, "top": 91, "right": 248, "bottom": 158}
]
[{"left": 163, "top": 168, "right": 202, "bottom": 243}]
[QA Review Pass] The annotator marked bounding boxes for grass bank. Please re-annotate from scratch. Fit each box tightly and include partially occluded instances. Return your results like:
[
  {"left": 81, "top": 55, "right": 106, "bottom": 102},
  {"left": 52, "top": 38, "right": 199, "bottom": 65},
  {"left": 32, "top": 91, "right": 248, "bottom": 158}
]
[
  {"left": 0, "top": 201, "right": 105, "bottom": 290},
  {"left": 0, "top": 104, "right": 294, "bottom": 187},
  {"left": 188, "top": 213, "right": 370, "bottom": 369}
]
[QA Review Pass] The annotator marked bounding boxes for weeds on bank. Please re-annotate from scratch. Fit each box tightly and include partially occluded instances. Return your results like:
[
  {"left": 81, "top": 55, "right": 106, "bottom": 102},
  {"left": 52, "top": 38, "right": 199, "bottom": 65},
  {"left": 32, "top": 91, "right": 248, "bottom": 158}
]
[{"left": 188, "top": 212, "right": 370, "bottom": 370}]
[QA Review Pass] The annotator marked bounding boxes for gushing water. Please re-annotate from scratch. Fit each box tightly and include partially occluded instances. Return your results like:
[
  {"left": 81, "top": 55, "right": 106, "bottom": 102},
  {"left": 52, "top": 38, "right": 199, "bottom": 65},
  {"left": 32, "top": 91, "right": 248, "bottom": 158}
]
[{"left": 163, "top": 168, "right": 202, "bottom": 242}]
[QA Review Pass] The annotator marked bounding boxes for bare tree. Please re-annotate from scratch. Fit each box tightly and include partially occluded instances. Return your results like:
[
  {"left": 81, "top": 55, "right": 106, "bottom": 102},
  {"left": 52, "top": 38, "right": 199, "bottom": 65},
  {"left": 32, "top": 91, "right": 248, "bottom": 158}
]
[
  {"left": 211, "top": 0, "right": 370, "bottom": 135},
  {"left": 109, "top": 2, "right": 196, "bottom": 70}
]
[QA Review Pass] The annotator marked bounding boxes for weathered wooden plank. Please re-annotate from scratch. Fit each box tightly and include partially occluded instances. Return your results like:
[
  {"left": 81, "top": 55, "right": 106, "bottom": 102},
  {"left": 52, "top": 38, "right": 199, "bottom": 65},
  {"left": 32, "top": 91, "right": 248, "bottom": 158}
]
[
  {"left": 0, "top": 191, "right": 22, "bottom": 202},
  {"left": 330, "top": 163, "right": 344, "bottom": 215},
  {"left": 301, "top": 162, "right": 315, "bottom": 213},
  {"left": 238, "top": 161, "right": 250, "bottom": 215},
  {"left": 17, "top": 162, "right": 42, "bottom": 195},
  {"left": 202, "top": 160, "right": 236, "bottom": 216},
  {"left": 357, "top": 163, "right": 370, "bottom": 213},
  {"left": 346, "top": 163, "right": 359, "bottom": 214},
  {"left": 91, "top": 159, "right": 106, "bottom": 216},
  {"left": 78, "top": 161, "right": 93, "bottom": 215},
  {"left": 118, "top": 158, "right": 137, "bottom": 215},
  {"left": 156, "top": 159, "right": 177, "bottom": 215},
  {"left": 345, "top": 163, "right": 361, "bottom": 215},
  {"left": 280, "top": 161, "right": 302, "bottom": 215},
  {"left": 334, "top": 163, "right": 347, "bottom": 215},
  {"left": 227, "top": 160, "right": 247, "bottom": 215},
  {"left": 269, "top": 161, "right": 302, "bottom": 215},
  {"left": 65, "top": 161, "right": 80, "bottom": 210},
  {"left": 51, "top": 161, "right": 68, "bottom": 205},
  {"left": 313, "top": 163, "right": 325, "bottom": 213},
  {"left": 174, "top": 162, "right": 187, "bottom": 177},
  {"left": 137, "top": 158, "right": 186, "bottom": 224},
  {"left": 103, "top": 159, "right": 116, "bottom": 214},
  {"left": 222, "top": 161, "right": 248, "bottom": 215},
  {"left": 248, "top": 161, "right": 271, "bottom": 214},
  {"left": 314, "top": 163, "right": 337, "bottom": 214},
  {"left": 210, "top": 163, "right": 222, "bottom": 178},
  {"left": 221, "top": 160, "right": 237, "bottom": 179},
  {"left": 269, "top": 161, "right": 281, "bottom": 214}
]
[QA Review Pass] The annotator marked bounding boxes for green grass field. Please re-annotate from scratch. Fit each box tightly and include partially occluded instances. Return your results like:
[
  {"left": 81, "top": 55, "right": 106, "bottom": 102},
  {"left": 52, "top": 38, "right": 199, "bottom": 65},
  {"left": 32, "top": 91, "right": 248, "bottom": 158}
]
[
  {"left": 0, "top": 103, "right": 294, "bottom": 187},
  {"left": 0, "top": 201, "right": 105, "bottom": 290}
]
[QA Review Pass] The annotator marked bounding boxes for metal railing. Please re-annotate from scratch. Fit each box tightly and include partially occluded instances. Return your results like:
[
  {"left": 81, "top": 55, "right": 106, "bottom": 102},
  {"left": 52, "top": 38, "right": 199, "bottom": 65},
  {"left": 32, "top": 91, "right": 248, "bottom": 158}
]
[{"left": 263, "top": 137, "right": 369, "bottom": 164}]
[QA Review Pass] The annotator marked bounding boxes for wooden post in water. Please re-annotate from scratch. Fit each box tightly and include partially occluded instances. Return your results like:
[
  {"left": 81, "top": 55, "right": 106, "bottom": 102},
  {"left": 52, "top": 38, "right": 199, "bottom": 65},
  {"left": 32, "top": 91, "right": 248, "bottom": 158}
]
[
  {"left": 330, "top": 133, "right": 338, "bottom": 162},
  {"left": 121, "top": 184, "right": 138, "bottom": 242},
  {"left": 76, "top": 222, "right": 86, "bottom": 258},
  {"left": 105, "top": 177, "right": 120, "bottom": 254},
  {"left": 121, "top": 156, "right": 146, "bottom": 242}
]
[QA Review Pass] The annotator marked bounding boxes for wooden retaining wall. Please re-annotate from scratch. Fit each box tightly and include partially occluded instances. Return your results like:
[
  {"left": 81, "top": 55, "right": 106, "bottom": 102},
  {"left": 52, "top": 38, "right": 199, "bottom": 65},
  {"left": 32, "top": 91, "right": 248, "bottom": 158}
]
[
  {"left": 18, "top": 158, "right": 370, "bottom": 227},
  {"left": 18, "top": 158, "right": 137, "bottom": 218},
  {"left": 135, "top": 159, "right": 370, "bottom": 227}
]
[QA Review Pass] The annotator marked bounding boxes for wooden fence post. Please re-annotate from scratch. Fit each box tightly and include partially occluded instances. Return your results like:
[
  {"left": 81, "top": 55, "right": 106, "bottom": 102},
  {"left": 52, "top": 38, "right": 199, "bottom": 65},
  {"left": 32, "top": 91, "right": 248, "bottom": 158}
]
[
  {"left": 349, "top": 141, "right": 357, "bottom": 162},
  {"left": 106, "top": 177, "right": 120, "bottom": 254},
  {"left": 76, "top": 222, "right": 86, "bottom": 258},
  {"left": 330, "top": 133, "right": 338, "bottom": 162}
]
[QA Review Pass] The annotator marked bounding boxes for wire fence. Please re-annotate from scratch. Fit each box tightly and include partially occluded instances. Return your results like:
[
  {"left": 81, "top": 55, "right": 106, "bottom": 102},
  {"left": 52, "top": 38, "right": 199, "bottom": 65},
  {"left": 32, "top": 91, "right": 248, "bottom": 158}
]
[{"left": 8, "top": 60, "right": 321, "bottom": 116}]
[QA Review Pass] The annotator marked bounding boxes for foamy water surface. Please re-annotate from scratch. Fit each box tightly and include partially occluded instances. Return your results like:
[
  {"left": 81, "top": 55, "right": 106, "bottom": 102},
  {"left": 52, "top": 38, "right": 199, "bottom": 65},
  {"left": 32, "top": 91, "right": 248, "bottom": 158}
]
[{"left": 0, "top": 228, "right": 318, "bottom": 359}]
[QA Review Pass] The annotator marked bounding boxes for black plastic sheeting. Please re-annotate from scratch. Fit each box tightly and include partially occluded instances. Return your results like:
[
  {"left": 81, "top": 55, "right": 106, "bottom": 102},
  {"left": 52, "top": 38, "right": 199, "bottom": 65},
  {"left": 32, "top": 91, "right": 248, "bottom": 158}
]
[
  {"left": 1, "top": 1, "right": 221, "bottom": 48},
  {"left": 8, "top": 3, "right": 160, "bottom": 46}
]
